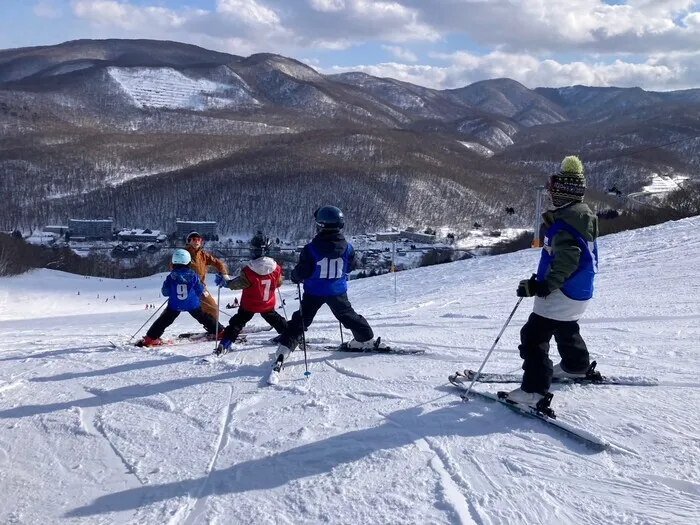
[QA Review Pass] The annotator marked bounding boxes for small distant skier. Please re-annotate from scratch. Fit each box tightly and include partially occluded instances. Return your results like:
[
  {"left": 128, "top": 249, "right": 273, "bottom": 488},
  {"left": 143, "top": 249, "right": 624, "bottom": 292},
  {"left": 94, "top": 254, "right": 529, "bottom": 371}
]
[
  {"left": 181, "top": 231, "right": 228, "bottom": 335},
  {"left": 213, "top": 232, "right": 288, "bottom": 355},
  {"left": 137, "top": 249, "right": 219, "bottom": 347},
  {"left": 507, "top": 155, "right": 599, "bottom": 407},
  {"left": 271, "top": 206, "right": 386, "bottom": 380}
]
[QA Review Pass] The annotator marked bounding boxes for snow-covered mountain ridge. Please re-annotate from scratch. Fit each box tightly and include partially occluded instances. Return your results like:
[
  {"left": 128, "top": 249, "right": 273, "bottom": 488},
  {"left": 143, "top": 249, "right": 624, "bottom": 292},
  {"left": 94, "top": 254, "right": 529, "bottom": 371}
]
[
  {"left": 0, "top": 217, "right": 699, "bottom": 524},
  {"left": 3, "top": 38, "right": 700, "bottom": 236}
]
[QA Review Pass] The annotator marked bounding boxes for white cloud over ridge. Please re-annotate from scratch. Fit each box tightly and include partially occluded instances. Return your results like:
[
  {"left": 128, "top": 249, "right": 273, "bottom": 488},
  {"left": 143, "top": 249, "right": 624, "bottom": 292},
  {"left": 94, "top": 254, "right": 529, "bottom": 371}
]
[
  {"left": 62, "top": 0, "right": 700, "bottom": 90},
  {"left": 382, "top": 45, "right": 418, "bottom": 62}
]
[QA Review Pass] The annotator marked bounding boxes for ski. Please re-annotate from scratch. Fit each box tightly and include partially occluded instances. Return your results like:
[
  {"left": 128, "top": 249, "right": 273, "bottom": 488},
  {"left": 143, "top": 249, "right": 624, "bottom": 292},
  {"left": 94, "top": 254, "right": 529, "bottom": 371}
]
[
  {"left": 241, "top": 325, "right": 273, "bottom": 334},
  {"left": 449, "top": 361, "right": 657, "bottom": 387},
  {"left": 315, "top": 344, "right": 425, "bottom": 355},
  {"left": 450, "top": 381, "right": 610, "bottom": 451},
  {"left": 179, "top": 326, "right": 271, "bottom": 339},
  {"left": 310, "top": 338, "right": 425, "bottom": 355},
  {"left": 114, "top": 335, "right": 247, "bottom": 349},
  {"left": 176, "top": 333, "right": 248, "bottom": 344}
]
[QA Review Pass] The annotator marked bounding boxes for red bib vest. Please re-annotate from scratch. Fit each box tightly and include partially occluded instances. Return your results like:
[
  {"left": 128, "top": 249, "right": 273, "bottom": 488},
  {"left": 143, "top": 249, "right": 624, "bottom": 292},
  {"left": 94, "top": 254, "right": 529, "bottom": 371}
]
[{"left": 240, "top": 264, "right": 281, "bottom": 313}]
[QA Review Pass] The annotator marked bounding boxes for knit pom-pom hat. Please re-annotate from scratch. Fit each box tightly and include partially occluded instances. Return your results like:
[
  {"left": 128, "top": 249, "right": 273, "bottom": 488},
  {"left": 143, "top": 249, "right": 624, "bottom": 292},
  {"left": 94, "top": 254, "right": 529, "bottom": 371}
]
[{"left": 550, "top": 155, "right": 586, "bottom": 206}]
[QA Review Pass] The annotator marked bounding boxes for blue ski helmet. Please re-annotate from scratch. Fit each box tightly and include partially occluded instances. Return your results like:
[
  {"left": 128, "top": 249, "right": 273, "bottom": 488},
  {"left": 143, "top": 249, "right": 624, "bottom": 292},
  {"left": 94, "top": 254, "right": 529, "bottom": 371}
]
[
  {"left": 314, "top": 205, "right": 344, "bottom": 232},
  {"left": 171, "top": 248, "right": 191, "bottom": 265},
  {"left": 250, "top": 231, "right": 272, "bottom": 258}
]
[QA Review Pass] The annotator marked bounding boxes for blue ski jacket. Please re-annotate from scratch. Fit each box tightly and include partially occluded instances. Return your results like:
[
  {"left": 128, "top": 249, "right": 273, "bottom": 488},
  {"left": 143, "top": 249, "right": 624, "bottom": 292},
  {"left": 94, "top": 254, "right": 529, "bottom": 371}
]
[
  {"left": 292, "top": 231, "right": 357, "bottom": 297},
  {"left": 162, "top": 267, "right": 205, "bottom": 311}
]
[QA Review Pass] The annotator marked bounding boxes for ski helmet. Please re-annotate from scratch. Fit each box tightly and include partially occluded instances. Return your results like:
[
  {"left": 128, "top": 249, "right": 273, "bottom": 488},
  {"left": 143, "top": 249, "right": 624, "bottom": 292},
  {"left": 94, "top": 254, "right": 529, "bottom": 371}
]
[
  {"left": 171, "top": 248, "right": 191, "bottom": 266},
  {"left": 314, "top": 205, "right": 344, "bottom": 232},
  {"left": 250, "top": 231, "right": 272, "bottom": 258},
  {"left": 186, "top": 231, "right": 203, "bottom": 244}
]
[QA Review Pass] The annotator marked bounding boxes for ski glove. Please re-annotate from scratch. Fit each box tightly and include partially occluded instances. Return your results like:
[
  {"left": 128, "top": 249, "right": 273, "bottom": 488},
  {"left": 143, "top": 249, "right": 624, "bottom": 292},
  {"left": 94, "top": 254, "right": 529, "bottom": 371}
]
[
  {"left": 517, "top": 274, "right": 550, "bottom": 298},
  {"left": 215, "top": 273, "right": 231, "bottom": 287}
]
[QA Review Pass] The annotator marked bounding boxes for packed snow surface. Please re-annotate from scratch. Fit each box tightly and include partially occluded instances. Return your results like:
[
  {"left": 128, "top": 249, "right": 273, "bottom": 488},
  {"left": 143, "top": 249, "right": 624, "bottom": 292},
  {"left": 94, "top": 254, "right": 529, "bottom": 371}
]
[{"left": 1, "top": 218, "right": 699, "bottom": 524}]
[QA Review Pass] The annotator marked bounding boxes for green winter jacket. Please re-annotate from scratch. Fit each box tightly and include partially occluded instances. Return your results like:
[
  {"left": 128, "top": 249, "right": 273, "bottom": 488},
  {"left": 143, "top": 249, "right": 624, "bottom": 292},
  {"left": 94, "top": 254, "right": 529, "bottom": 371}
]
[{"left": 540, "top": 202, "right": 599, "bottom": 294}]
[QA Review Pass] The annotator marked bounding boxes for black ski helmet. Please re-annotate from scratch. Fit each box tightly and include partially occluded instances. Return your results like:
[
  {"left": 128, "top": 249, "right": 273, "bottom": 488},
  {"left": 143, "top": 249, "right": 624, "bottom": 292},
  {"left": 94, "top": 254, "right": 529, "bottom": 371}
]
[
  {"left": 186, "top": 231, "right": 203, "bottom": 244},
  {"left": 314, "top": 205, "right": 344, "bottom": 231},
  {"left": 250, "top": 231, "right": 272, "bottom": 258}
]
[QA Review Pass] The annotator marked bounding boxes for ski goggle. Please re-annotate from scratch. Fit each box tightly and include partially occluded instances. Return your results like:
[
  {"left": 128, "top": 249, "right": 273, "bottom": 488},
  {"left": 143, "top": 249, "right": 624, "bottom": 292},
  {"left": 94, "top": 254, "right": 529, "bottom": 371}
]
[{"left": 188, "top": 235, "right": 203, "bottom": 243}]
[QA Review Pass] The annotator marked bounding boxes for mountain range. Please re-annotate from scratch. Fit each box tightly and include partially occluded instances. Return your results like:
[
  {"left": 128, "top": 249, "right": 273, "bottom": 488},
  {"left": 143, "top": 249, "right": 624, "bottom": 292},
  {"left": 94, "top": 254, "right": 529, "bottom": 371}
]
[{"left": 2, "top": 39, "right": 699, "bottom": 237}]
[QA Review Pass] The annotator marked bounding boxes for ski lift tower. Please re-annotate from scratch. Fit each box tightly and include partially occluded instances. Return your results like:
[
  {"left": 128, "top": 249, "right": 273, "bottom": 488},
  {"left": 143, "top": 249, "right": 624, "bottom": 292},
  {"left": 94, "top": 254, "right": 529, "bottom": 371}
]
[{"left": 532, "top": 186, "right": 548, "bottom": 248}]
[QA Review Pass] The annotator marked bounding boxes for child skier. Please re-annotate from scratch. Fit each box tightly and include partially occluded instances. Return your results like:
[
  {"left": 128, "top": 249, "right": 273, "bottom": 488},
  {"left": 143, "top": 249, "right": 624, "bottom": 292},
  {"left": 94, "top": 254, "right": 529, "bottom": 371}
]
[
  {"left": 507, "top": 155, "right": 599, "bottom": 407},
  {"left": 271, "top": 205, "right": 386, "bottom": 381},
  {"left": 137, "top": 249, "right": 220, "bottom": 347},
  {"left": 213, "top": 232, "right": 288, "bottom": 356}
]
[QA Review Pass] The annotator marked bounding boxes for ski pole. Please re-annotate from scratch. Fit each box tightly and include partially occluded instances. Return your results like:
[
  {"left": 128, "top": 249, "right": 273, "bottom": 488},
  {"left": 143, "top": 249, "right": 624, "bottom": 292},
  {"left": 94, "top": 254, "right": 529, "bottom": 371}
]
[
  {"left": 339, "top": 320, "right": 344, "bottom": 346},
  {"left": 297, "top": 283, "right": 311, "bottom": 378},
  {"left": 278, "top": 288, "right": 288, "bottom": 320},
  {"left": 462, "top": 297, "right": 523, "bottom": 400},
  {"left": 215, "top": 286, "right": 222, "bottom": 353},
  {"left": 129, "top": 299, "right": 167, "bottom": 342}
]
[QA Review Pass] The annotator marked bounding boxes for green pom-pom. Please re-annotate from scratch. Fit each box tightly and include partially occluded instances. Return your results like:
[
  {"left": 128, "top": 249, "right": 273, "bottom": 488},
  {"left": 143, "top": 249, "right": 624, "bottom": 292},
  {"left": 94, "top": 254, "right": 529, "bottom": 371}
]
[{"left": 561, "top": 155, "right": 583, "bottom": 174}]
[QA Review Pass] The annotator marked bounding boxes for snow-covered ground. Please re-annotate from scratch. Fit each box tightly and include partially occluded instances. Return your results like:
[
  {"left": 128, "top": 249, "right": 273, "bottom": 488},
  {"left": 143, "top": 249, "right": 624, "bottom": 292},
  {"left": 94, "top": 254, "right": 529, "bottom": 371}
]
[{"left": 1, "top": 218, "right": 700, "bottom": 524}]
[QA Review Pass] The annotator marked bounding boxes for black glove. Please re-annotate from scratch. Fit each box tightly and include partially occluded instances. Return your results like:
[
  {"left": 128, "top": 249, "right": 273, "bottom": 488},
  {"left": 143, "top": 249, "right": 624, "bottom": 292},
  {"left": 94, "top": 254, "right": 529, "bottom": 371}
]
[
  {"left": 517, "top": 275, "right": 550, "bottom": 298},
  {"left": 290, "top": 271, "right": 303, "bottom": 285}
]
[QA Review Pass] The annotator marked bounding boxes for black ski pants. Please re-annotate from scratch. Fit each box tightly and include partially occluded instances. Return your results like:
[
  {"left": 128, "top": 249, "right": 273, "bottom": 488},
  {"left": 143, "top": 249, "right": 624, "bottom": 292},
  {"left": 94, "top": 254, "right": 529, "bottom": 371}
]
[
  {"left": 222, "top": 306, "right": 288, "bottom": 342},
  {"left": 277, "top": 292, "right": 373, "bottom": 351},
  {"left": 519, "top": 312, "right": 590, "bottom": 394},
  {"left": 146, "top": 306, "right": 219, "bottom": 340}
]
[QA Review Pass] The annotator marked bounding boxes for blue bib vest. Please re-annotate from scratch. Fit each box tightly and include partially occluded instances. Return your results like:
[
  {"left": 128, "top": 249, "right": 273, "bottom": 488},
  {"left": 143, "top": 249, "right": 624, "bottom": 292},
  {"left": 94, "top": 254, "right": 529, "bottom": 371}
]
[
  {"left": 537, "top": 221, "right": 598, "bottom": 301},
  {"left": 303, "top": 243, "right": 352, "bottom": 297},
  {"left": 163, "top": 268, "right": 202, "bottom": 311}
]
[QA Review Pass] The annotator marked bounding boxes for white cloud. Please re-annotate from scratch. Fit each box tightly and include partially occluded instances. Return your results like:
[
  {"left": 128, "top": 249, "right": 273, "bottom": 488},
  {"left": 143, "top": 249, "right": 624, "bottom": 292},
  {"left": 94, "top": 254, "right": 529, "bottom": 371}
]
[
  {"left": 33, "top": 0, "right": 62, "bottom": 18},
  {"left": 71, "top": 0, "right": 439, "bottom": 51},
  {"left": 63, "top": 0, "right": 700, "bottom": 90},
  {"left": 216, "top": 0, "right": 281, "bottom": 27},
  {"left": 382, "top": 45, "right": 418, "bottom": 62},
  {"left": 400, "top": 0, "right": 700, "bottom": 54},
  {"left": 324, "top": 50, "right": 700, "bottom": 91},
  {"left": 71, "top": 0, "right": 190, "bottom": 31},
  {"left": 309, "top": 0, "right": 346, "bottom": 12}
]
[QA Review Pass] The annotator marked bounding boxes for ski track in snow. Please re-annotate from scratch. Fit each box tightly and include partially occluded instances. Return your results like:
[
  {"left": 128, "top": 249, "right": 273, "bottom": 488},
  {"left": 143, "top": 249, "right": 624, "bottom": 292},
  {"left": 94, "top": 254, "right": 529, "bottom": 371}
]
[
  {"left": 324, "top": 359, "right": 377, "bottom": 381},
  {"left": 90, "top": 407, "right": 147, "bottom": 485},
  {"left": 3, "top": 218, "right": 700, "bottom": 523},
  {"left": 178, "top": 387, "right": 259, "bottom": 525}
]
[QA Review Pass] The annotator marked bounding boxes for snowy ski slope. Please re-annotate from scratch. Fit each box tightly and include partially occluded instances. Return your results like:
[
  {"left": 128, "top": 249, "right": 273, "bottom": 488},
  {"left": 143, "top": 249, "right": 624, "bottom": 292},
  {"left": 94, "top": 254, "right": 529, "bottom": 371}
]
[
  {"left": 108, "top": 67, "right": 259, "bottom": 109},
  {"left": 1, "top": 218, "right": 699, "bottom": 524}
]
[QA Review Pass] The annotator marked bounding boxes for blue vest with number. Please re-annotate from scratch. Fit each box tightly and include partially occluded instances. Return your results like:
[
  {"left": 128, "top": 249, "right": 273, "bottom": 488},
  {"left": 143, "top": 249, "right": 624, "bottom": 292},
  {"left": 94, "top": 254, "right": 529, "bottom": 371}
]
[
  {"left": 536, "top": 221, "right": 598, "bottom": 301},
  {"left": 162, "top": 268, "right": 203, "bottom": 311},
  {"left": 304, "top": 243, "right": 351, "bottom": 296}
]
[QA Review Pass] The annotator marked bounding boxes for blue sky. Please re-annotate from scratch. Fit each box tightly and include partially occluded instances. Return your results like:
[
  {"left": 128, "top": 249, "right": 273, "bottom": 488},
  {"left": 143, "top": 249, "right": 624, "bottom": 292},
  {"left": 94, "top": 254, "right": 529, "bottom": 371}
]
[{"left": 3, "top": 0, "right": 700, "bottom": 91}]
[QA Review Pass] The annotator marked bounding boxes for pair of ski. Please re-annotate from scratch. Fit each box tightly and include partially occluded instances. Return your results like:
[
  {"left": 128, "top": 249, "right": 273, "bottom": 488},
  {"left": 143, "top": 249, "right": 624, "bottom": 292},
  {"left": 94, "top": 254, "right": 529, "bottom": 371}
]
[
  {"left": 133, "top": 325, "right": 276, "bottom": 348},
  {"left": 133, "top": 333, "right": 248, "bottom": 348},
  {"left": 449, "top": 362, "right": 658, "bottom": 451}
]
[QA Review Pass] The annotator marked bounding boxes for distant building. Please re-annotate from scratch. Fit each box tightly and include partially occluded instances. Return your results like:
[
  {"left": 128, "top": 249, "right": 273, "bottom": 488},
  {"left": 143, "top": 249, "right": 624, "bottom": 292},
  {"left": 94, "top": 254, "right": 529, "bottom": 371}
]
[
  {"left": 26, "top": 233, "right": 58, "bottom": 245},
  {"left": 375, "top": 232, "right": 401, "bottom": 242},
  {"left": 68, "top": 219, "right": 113, "bottom": 241},
  {"left": 44, "top": 225, "right": 68, "bottom": 235},
  {"left": 117, "top": 228, "right": 167, "bottom": 242},
  {"left": 400, "top": 231, "right": 438, "bottom": 244},
  {"left": 175, "top": 220, "right": 217, "bottom": 241}
]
